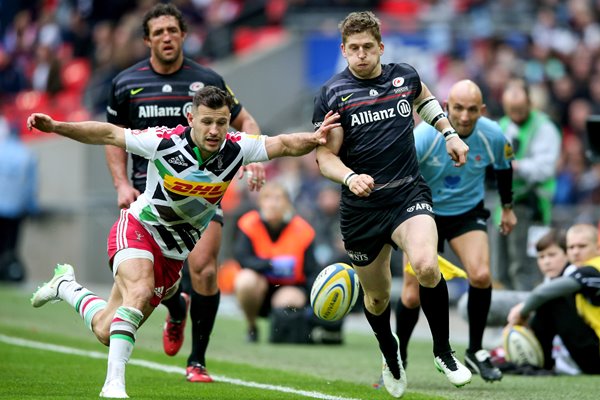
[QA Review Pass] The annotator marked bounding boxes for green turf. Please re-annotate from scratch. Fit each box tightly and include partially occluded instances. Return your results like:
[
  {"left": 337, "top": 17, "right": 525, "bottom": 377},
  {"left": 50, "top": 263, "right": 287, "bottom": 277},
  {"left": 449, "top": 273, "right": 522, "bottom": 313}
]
[{"left": 0, "top": 283, "right": 597, "bottom": 399}]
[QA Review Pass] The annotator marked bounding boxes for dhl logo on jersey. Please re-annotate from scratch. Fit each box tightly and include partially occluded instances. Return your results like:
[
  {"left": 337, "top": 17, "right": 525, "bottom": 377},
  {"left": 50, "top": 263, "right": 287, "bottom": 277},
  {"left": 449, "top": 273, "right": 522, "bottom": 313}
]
[{"left": 164, "top": 175, "right": 230, "bottom": 204}]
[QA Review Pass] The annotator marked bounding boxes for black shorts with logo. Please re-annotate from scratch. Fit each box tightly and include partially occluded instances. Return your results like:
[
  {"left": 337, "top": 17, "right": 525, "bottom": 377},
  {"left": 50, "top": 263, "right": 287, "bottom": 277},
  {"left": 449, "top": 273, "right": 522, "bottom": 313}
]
[
  {"left": 435, "top": 200, "right": 490, "bottom": 252},
  {"left": 340, "top": 177, "right": 434, "bottom": 266}
]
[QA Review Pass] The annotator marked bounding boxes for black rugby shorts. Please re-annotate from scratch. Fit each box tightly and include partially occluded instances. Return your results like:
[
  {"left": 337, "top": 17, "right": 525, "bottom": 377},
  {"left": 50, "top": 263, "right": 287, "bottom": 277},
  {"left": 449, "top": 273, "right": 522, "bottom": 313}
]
[
  {"left": 340, "top": 179, "right": 434, "bottom": 266},
  {"left": 434, "top": 200, "right": 490, "bottom": 252}
]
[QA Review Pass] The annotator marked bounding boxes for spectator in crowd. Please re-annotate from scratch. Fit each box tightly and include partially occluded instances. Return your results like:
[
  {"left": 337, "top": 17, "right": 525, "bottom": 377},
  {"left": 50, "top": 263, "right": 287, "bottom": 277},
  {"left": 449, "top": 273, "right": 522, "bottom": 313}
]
[
  {"left": 0, "top": 46, "right": 28, "bottom": 99},
  {"left": 462, "top": 229, "right": 570, "bottom": 327},
  {"left": 507, "top": 223, "right": 600, "bottom": 375},
  {"left": 311, "top": 182, "right": 351, "bottom": 267},
  {"left": 233, "top": 182, "right": 320, "bottom": 343},
  {"left": 460, "top": 228, "right": 584, "bottom": 375},
  {"left": 0, "top": 116, "right": 38, "bottom": 282},
  {"left": 492, "top": 81, "right": 561, "bottom": 291},
  {"left": 30, "top": 43, "right": 63, "bottom": 95}
]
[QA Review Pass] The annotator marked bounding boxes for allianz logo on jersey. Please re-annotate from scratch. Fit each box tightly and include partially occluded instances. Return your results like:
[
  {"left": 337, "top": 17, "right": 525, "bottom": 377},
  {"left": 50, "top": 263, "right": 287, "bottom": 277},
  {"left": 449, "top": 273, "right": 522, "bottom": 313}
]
[
  {"left": 350, "top": 99, "right": 412, "bottom": 126},
  {"left": 138, "top": 102, "right": 193, "bottom": 118}
]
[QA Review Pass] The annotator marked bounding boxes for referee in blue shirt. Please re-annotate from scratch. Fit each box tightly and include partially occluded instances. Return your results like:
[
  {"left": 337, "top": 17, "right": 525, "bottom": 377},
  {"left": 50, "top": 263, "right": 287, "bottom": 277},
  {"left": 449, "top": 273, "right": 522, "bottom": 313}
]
[{"left": 396, "top": 80, "right": 517, "bottom": 382}]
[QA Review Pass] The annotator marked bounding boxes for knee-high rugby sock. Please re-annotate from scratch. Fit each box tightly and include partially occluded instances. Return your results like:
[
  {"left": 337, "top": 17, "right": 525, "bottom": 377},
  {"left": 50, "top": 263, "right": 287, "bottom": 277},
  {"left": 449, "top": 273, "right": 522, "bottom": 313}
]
[
  {"left": 104, "top": 306, "right": 143, "bottom": 385},
  {"left": 364, "top": 303, "right": 400, "bottom": 379},
  {"left": 419, "top": 277, "right": 451, "bottom": 355},
  {"left": 161, "top": 285, "right": 187, "bottom": 322},
  {"left": 467, "top": 285, "right": 491, "bottom": 352},
  {"left": 58, "top": 280, "right": 107, "bottom": 331},
  {"left": 395, "top": 301, "right": 420, "bottom": 365},
  {"left": 187, "top": 290, "right": 220, "bottom": 366}
]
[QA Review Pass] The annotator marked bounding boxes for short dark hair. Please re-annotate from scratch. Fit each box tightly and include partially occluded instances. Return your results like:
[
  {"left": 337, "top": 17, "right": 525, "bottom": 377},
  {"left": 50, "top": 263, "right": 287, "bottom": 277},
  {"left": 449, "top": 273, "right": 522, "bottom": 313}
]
[
  {"left": 338, "top": 11, "right": 382, "bottom": 44},
  {"left": 535, "top": 228, "right": 567, "bottom": 253},
  {"left": 192, "top": 86, "right": 233, "bottom": 112},
  {"left": 505, "top": 78, "right": 532, "bottom": 103},
  {"left": 143, "top": 3, "right": 187, "bottom": 38}
]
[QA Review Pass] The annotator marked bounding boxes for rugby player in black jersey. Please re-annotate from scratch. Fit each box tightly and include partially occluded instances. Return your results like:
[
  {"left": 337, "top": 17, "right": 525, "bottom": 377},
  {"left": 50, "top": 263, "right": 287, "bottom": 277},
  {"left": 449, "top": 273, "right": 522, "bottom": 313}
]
[
  {"left": 105, "top": 3, "right": 264, "bottom": 383},
  {"left": 313, "top": 11, "right": 472, "bottom": 398}
]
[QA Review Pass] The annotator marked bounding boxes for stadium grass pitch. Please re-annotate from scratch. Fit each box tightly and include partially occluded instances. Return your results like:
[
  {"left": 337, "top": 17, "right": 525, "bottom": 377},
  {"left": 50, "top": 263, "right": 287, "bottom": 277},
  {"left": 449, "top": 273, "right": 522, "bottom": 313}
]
[{"left": 1, "top": 284, "right": 596, "bottom": 400}]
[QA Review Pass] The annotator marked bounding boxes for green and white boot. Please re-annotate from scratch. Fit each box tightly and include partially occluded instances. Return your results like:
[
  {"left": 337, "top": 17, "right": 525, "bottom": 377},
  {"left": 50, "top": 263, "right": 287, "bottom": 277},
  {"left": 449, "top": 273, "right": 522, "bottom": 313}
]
[{"left": 31, "top": 264, "right": 75, "bottom": 308}]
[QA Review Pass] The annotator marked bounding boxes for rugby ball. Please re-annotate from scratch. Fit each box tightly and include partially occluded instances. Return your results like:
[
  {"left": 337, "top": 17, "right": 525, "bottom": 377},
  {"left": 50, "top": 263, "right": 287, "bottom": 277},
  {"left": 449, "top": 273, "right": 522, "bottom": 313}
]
[
  {"left": 310, "top": 263, "right": 360, "bottom": 321},
  {"left": 503, "top": 325, "right": 544, "bottom": 367}
]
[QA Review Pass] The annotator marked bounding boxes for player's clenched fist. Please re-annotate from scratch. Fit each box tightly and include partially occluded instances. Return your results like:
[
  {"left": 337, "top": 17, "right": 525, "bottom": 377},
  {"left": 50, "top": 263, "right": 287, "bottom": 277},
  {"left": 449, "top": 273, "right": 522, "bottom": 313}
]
[
  {"left": 445, "top": 135, "right": 469, "bottom": 167},
  {"left": 347, "top": 174, "right": 375, "bottom": 197},
  {"left": 27, "top": 113, "right": 55, "bottom": 133}
]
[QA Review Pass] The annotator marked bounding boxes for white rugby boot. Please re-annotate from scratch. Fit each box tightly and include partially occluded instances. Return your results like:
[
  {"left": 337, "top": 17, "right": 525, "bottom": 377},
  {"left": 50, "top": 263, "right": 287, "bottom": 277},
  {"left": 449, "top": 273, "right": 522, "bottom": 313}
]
[
  {"left": 99, "top": 380, "right": 129, "bottom": 398},
  {"left": 381, "top": 333, "right": 407, "bottom": 398},
  {"left": 434, "top": 351, "right": 472, "bottom": 387},
  {"left": 30, "top": 264, "right": 75, "bottom": 308}
]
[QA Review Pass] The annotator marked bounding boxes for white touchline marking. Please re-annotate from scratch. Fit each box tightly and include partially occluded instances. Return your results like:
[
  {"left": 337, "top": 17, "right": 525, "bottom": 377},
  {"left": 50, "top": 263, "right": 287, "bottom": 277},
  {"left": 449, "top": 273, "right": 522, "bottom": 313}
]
[{"left": 0, "top": 334, "right": 361, "bottom": 400}]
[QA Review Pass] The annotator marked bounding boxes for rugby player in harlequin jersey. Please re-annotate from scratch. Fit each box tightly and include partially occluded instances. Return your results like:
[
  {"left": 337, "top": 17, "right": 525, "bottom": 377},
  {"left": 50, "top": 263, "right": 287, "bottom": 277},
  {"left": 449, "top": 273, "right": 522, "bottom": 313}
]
[
  {"left": 125, "top": 124, "right": 266, "bottom": 258},
  {"left": 27, "top": 86, "right": 340, "bottom": 398},
  {"left": 313, "top": 11, "right": 471, "bottom": 398},
  {"left": 104, "top": 3, "right": 264, "bottom": 383}
]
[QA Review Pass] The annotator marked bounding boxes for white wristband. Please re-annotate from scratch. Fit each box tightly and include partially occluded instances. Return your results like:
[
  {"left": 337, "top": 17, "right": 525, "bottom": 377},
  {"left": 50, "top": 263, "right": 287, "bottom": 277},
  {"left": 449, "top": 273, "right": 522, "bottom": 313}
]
[
  {"left": 343, "top": 172, "right": 357, "bottom": 186},
  {"left": 442, "top": 128, "right": 459, "bottom": 142}
]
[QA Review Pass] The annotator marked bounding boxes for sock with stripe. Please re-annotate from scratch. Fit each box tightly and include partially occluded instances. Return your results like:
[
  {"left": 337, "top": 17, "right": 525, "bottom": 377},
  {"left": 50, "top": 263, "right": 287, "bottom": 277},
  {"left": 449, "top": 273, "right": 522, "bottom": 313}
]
[
  {"left": 58, "top": 280, "right": 107, "bottom": 331},
  {"left": 104, "top": 306, "right": 143, "bottom": 387}
]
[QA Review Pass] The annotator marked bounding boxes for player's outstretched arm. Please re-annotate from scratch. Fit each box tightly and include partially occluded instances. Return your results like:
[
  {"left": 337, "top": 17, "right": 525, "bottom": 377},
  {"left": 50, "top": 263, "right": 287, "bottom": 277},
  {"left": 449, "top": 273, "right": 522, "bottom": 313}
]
[
  {"left": 264, "top": 111, "right": 340, "bottom": 158},
  {"left": 27, "top": 113, "right": 126, "bottom": 148}
]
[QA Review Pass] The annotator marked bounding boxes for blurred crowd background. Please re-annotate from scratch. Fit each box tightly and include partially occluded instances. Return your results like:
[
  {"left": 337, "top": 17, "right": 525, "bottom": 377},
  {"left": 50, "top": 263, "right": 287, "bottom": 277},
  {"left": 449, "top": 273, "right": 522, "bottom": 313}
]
[{"left": 2, "top": 0, "right": 600, "bottom": 287}]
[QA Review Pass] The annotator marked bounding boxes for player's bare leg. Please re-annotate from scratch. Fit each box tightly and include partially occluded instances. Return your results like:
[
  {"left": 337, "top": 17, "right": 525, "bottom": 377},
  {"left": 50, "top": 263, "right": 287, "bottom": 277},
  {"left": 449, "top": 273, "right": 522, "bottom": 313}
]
[{"left": 99, "top": 258, "right": 155, "bottom": 398}]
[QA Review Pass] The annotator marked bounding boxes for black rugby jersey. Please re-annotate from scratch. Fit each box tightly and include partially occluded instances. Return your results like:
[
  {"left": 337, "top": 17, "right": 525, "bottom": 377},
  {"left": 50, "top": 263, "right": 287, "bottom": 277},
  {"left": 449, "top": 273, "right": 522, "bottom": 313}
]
[
  {"left": 313, "top": 63, "right": 423, "bottom": 209},
  {"left": 107, "top": 58, "right": 243, "bottom": 190},
  {"left": 571, "top": 266, "right": 600, "bottom": 306}
]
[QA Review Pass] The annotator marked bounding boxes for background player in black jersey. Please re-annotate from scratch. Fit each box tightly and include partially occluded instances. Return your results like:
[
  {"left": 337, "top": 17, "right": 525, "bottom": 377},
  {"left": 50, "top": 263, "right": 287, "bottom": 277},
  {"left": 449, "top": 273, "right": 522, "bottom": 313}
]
[
  {"left": 313, "top": 11, "right": 471, "bottom": 398},
  {"left": 105, "top": 4, "right": 264, "bottom": 383}
]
